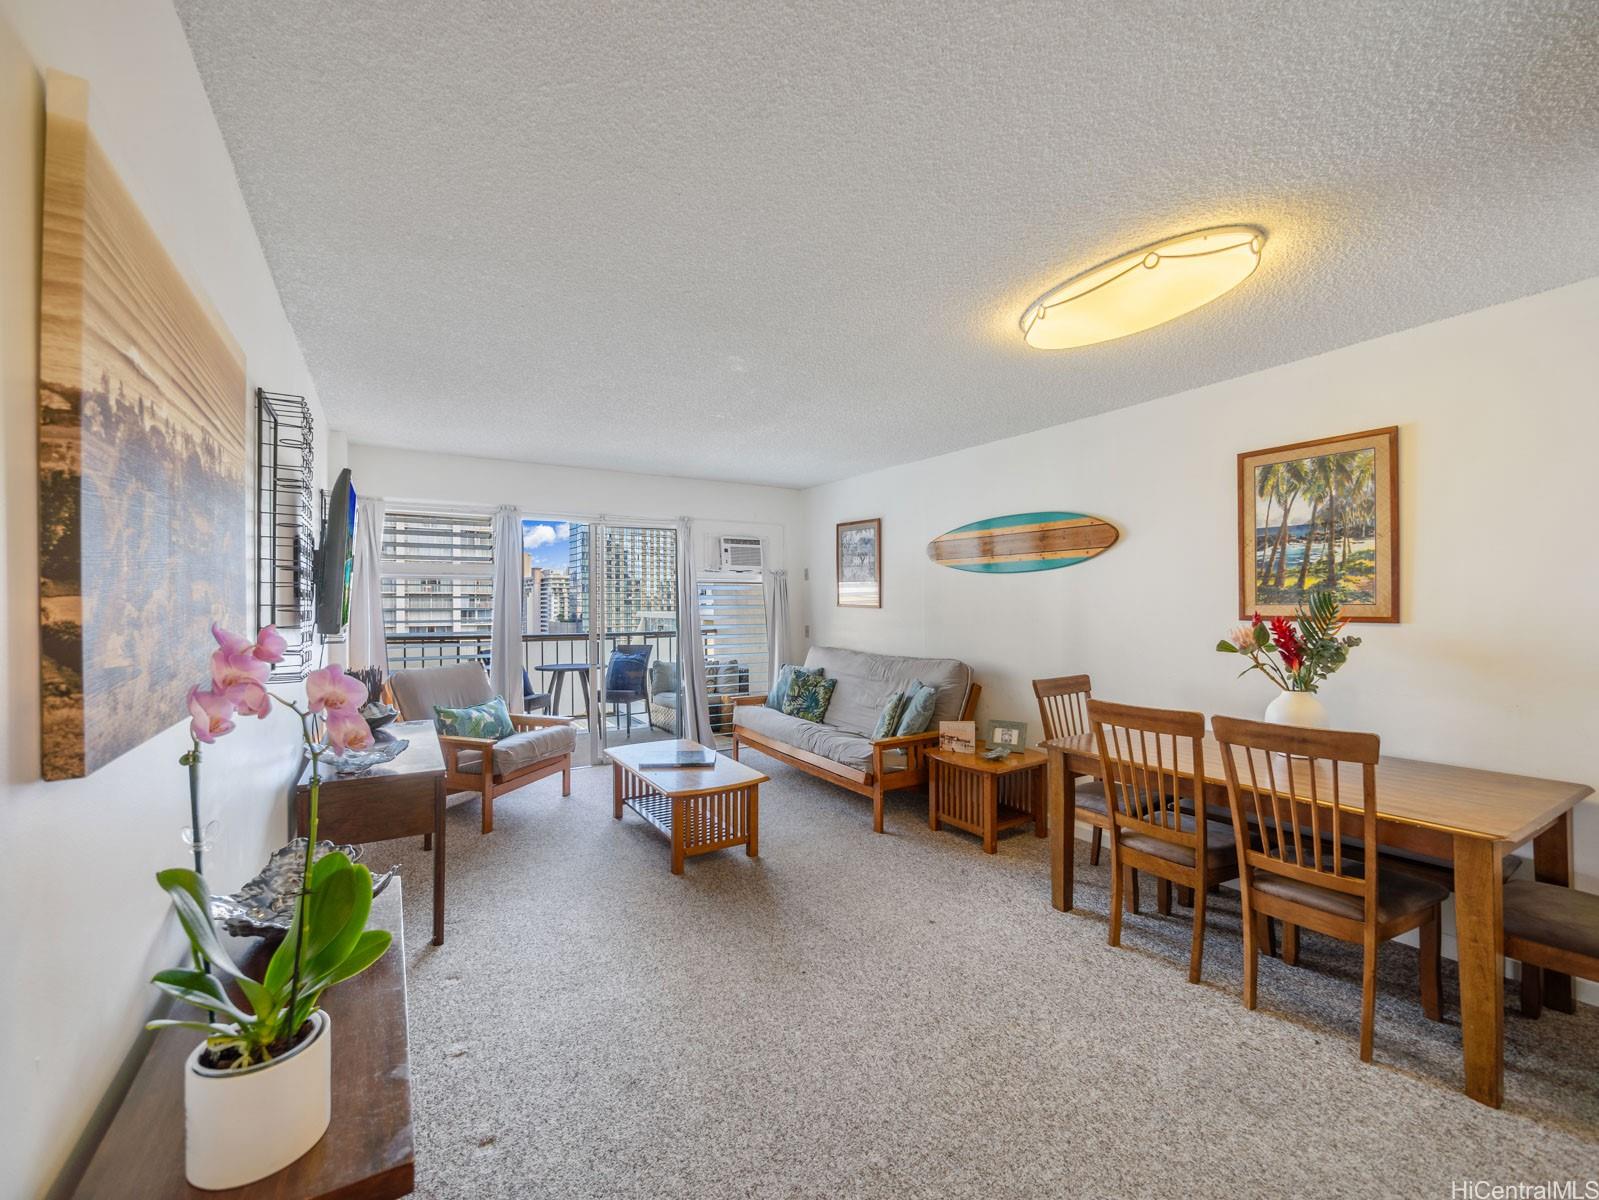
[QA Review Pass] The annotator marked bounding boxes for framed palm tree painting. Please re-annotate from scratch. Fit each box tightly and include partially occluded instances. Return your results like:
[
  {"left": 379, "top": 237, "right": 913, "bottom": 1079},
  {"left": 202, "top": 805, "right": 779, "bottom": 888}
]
[{"left": 1238, "top": 427, "right": 1399, "bottom": 622}]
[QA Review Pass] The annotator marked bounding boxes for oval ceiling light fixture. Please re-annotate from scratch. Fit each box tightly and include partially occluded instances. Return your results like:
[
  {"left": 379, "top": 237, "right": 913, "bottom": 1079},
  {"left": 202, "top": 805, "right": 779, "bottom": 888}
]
[{"left": 1019, "top": 225, "right": 1266, "bottom": 350}]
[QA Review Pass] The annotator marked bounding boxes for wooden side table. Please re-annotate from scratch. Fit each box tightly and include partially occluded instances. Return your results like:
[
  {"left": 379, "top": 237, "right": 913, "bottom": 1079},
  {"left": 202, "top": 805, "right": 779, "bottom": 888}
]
[{"left": 927, "top": 745, "right": 1048, "bottom": 853}]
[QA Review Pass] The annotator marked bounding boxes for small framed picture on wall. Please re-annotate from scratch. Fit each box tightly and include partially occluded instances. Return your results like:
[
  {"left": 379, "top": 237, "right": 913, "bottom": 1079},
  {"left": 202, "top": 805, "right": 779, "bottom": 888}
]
[{"left": 836, "top": 518, "right": 881, "bottom": 608}]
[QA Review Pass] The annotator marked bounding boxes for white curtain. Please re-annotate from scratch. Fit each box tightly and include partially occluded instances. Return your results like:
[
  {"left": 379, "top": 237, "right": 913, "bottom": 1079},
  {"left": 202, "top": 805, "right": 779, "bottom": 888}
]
[
  {"left": 491, "top": 505, "right": 525, "bottom": 713},
  {"left": 347, "top": 495, "right": 387, "bottom": 671},
  {"left": 766, "top": 568, "right": 789, "bottom": 684},
  {"left": 675, "top": 518, "right": 714, "bottom": 744}
]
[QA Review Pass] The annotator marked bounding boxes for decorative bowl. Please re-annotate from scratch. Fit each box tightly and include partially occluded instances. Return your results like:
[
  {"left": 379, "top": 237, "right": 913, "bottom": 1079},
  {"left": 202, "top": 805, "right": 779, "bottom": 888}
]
[
  {"left": 209, "top": 839, "right": 399, "bottom": 940},
  {"left": 362, "top": 703, "right": 399, "bottom": 733}
]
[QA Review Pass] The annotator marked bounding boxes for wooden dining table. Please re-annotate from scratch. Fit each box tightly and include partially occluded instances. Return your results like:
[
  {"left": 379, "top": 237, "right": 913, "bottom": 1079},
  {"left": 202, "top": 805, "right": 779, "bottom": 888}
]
[{"left": 1043, "top": 732, "right": 1592, "bottom": 1108}]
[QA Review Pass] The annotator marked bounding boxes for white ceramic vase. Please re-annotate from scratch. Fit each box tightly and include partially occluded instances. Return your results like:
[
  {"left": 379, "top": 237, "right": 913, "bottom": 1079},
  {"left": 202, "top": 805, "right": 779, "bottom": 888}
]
[
  {"left": 184, "top": 1010, "right": 332, "bottom": 1190},
  {"left": 1264, "top": 690, "right": 1329, "bottom": 730}
]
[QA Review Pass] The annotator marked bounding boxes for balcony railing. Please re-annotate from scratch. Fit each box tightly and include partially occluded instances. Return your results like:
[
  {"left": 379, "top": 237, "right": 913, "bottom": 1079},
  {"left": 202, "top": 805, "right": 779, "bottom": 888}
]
[{"left": 385, "top": 630, "right": 681, "bottom": 724}]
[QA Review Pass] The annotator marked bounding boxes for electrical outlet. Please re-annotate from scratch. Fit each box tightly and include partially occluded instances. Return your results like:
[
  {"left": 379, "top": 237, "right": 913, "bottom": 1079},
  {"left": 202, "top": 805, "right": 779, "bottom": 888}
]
[
  {"left": 803, "top": 624, "right": 811, "bottom": 639},
  {"left": 802, "top": 567, "right": 809, "bottom": 581}
]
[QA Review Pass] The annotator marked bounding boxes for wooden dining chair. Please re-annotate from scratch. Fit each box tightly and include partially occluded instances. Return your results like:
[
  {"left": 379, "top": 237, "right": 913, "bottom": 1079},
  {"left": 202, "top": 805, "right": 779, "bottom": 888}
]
[
  {"left": 1088, "top": 700, "right": 1238, "bottom": 983},
  {"left": 1212, "top": 716, "right": 1445, "bottom": 1062},
  {"left": 1033, "top": 676, "right": 1111, "bottom": 866},
  {"left": 1503, "top": 879, "right": 1599, "bottom": 1019}
]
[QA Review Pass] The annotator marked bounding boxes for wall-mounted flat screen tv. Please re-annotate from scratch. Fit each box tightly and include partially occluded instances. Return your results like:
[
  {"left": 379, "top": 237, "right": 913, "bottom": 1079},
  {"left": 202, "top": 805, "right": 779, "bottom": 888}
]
[{"left": 314, "top": 468, "right": 356, "bottom": 636}]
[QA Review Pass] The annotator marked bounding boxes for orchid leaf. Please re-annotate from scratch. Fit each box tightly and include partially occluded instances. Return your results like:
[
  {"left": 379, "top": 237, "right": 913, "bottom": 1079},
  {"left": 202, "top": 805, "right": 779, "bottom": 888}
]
[
  {"left": 155, "top": 869, "right": 244, "bottom": 980},
  {"left": 304, "top": 865, "right": 374, "bottom": 984},
  {"left": 145, "top": 1018, "right": 239, "bottom": 1037},
  {"left": 151, "top": 969, "right": 252, "bottom": 1023}
]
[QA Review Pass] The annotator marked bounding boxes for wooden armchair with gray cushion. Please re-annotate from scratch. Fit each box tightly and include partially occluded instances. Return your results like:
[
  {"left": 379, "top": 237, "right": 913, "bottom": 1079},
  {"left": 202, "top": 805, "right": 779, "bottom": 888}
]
[{"left": 390, "top": 664, "right": 577, "bottom": 834}]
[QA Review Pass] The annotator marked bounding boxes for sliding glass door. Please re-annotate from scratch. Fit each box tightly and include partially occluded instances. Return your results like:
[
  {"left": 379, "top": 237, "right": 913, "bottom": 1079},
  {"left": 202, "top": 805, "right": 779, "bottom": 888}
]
[{"left": 591, "top": 523, "right": 680, "bottom": 763}]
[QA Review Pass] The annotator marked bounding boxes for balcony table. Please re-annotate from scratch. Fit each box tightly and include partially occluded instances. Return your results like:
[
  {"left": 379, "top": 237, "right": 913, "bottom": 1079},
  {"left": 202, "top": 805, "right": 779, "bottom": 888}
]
[
  {"left": 534, "top": 661, "right": 592, "bottom": 717},
  {"left": 1044, "top": 731, "right": 1591, "bottom": 1109}
]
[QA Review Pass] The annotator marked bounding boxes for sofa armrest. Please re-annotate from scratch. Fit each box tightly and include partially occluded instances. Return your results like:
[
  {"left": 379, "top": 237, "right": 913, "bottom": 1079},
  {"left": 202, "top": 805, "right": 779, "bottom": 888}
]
[
  {"left": 510, "top": 714, "right": 575, "bottom": 730},
  {"left": 871, "top": 730, "right": 940, "bottom": 750}
]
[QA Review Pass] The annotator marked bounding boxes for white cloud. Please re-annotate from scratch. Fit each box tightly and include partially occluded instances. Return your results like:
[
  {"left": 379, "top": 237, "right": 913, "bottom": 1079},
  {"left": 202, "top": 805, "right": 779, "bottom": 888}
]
[{"left": 523, "top": 523, "right": 558, "bottom": 550}]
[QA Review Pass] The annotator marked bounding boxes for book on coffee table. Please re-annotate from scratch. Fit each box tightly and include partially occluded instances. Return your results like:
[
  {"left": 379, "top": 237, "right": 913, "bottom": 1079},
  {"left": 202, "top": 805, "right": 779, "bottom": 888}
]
[{"left": 637, "top": 747, "right": 718, "bottom": 769}]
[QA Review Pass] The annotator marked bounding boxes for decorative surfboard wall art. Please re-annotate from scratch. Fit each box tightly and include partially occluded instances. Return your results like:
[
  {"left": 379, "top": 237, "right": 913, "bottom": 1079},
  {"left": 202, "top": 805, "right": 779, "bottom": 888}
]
[{"left": 926, "top": 511, "right": 1119, "bottom": 574}]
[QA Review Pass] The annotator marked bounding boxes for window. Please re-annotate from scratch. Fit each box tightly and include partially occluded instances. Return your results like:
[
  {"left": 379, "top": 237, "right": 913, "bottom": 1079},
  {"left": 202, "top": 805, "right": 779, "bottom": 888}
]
[
  {"left": 697, "top": 574, "right": 770, "bottom": 741},
  {"left": 381, "top": 509, "right": 495, "bottom": 669}
]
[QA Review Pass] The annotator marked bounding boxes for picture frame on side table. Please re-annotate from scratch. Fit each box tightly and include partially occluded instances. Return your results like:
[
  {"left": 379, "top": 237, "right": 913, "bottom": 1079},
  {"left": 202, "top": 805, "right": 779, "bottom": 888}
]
[
  {"left": 938, "top": 721, "right": 977, "bottom": 755},
  {"left": 837, "top": 518, "right": 882, "bottom": 608},
  {"left": 983, "top": 720, "right": 1027, "bottom": 753}
]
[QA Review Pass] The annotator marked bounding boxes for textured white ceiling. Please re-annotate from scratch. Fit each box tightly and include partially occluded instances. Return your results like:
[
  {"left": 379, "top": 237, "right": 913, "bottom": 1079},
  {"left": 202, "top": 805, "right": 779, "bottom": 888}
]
[{"left": 175, "top": 0, "right": 1599, "bottom": 488}]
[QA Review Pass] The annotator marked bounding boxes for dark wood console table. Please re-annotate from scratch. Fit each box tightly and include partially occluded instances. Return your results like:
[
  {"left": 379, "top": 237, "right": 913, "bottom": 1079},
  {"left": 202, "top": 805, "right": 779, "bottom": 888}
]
[
  {"left": 295, "top": 721, "right": 447, "bottom": 945},
  {"left": 72, "top": 881, "right": 414, "bottom": 1199}
]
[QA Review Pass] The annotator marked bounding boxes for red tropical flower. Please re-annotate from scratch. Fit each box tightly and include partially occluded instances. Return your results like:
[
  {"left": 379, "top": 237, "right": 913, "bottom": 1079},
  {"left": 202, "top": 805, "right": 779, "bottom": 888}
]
[{"left": 1269, "top": 615, "right": 1304, "bottom": 671}]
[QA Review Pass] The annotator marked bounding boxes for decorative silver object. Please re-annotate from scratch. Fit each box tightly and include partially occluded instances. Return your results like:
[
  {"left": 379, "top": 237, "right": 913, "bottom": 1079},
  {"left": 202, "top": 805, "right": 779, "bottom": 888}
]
[
  {"left": 210, "top": 839, "right": 398, "bottom": 939},
  {"left": 329, "top": 735, "right": 408, "bottom": 777}
]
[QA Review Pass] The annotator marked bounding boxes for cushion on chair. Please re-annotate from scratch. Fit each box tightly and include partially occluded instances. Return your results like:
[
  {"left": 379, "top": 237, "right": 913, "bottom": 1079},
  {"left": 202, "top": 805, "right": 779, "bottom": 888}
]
[
  {"left": 456, "top": 724, "right": 578, "bottom": 779},
  {"left": 390, "top": 664, "right": 495, "bottom": 724},
  {"left": 783, "top": 673, "right": 837, "bottom": 722},
  {"left": 1071, "top": 780, "right": 1109, "bottom": 819},
  {"left": 1120, "top": 816, "right": 1239, "bottom": 873},
  {"left": 733, "top": 703, "right": 892, "bottom": 775},
  {"left": 1503, "top": 880, "right": 1599, "bottom": 963},
  {"left": 435, "top": 696, "right": 514, "bottom": 739},
  {"left": 1250, "top": 866, "right": 1449, "bottom": 925}
]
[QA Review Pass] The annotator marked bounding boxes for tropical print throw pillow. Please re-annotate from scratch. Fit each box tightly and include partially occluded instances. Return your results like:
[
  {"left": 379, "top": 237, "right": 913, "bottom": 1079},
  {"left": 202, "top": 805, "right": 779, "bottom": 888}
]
[
  {"left": 434, "top": 696, "right": 513, "bottom": 740},
  {"left": 782, "top": 672, "right": 837, "bottom": 723}
]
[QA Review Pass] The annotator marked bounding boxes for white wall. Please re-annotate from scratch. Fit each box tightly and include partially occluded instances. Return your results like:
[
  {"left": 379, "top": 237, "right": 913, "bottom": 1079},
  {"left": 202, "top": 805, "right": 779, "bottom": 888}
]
[
  {"left": 804, "top": 277, "right": 1599, "bottom": 970},
  {"left": 347, "top": 442, "right": 809, "bottom": 650},
  {"left": 0, "top": 3, "right": 328, "bottom": 1197}
]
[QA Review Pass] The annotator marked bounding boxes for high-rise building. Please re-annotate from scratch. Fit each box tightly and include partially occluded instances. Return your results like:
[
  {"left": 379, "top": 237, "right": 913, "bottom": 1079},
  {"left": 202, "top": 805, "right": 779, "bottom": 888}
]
[{"left": 566, "top": 525, "right": 676, "bottom": 633}]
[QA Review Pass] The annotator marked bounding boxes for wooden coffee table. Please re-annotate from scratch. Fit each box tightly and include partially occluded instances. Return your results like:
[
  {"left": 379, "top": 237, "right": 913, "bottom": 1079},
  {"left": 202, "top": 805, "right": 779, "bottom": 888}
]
[
  {"left": 607, "top": 739, "right": 768, "bottom": 874},
  {"left": 927, "top": 744, "right": 1048, "bottom": 853}
]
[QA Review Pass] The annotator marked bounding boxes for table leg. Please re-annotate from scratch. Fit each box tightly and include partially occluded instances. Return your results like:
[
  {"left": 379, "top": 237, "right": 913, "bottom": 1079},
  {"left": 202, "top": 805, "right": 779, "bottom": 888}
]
[
  {"left": 550, "top": 672, "right": 566, "bottom": 717},
  {"left": 1454, "top": 835, "right": 1506, "bottom": 1107},
  {"left": 1533, "top": 811, "right": 1576, "bottom": 1013},
  {"left": 982, "top": 774, "right": 998, "bottom": 854},
  {"left": 671, "top": 797, "right": 686, "bottom": 875},
  {"left": 432, "top": 777, "right": 446, "bottom": 946},
  {"left": 1032, "top": 766, "right": 1047, "bottom": 838},
  {"left": 578, "top": 670, "right": 592, "bottom": 717},
  {"left": 746, "top": 785, "right": 759, "bottom": 858},
  {"left": 1049, "top": 750, "right": 1077, "bottom": 912},
  {"left": 612, "top": 762, "right": 624, "bottom": 820}
]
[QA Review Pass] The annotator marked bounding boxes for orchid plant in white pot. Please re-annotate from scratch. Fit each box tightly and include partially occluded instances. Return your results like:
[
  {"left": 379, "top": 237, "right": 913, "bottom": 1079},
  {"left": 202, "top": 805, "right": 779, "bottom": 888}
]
[
  {"left": 1216, "top": 591, "right": 1363, "bottom": 728},
  {"left": 149, "top": 623, "right": 391, "bottom": 1189}
]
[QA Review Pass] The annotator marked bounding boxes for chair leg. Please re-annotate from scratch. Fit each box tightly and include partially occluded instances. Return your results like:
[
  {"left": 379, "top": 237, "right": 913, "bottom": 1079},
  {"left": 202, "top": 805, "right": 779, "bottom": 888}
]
[
  {"left": 1520, "top": 961, "right": 1544, "bottom": 1019},
  {"left": 1108, "top": 857, "right": 1124, "bottom": 948},
  {"left": 1157, "top": 877, "right": 1173, "bottom": 916},
  {"left": 1176, "top": 885, "right": 1194, "bottom": 908},
  {"left": 1242, "top": 897, "right": 1259, "bottom": 1010},
  {"left": 1125, "top": 867, "right": 1141, "bottom": 915},
  {"left": 1188, "top": 882, "right": 1208, "bottom": 984},
  {"left": 872, "top": 793, "right": 885, "bottom": 834},
  {"left": 1088, "top": 825, "right": 1103, "bottom": 866},
  {"left": 482, "top": 787, "right": 494, "bottom": 835},
  {"left": 421, "top": 833, "right": 432, "bottom": 851},
  {"left": 1359, "top": 928, "right": 1378, "bottom": 1063},
  {"left": 562, "top": 761, "right": 572, "bottom": 797},
  {"left": 1281, "top": 923, "right": 1299, "bottom": 967},
  {"left": 1256, "top": 912, "right": 1277, "bottom": 959},
  {"left": 1420, "top": 909, "right": 1442, "bottom": 1021}
]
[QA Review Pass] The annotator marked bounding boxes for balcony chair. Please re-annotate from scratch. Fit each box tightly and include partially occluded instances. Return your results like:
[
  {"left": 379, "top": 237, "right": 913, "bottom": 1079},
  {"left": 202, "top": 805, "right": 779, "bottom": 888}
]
[
  {"left": 647, "top": 659, "right": 680, "bottom": 734},
  {"left": 604, "top": 644, "right": 652, "bottom": 740},
  {"left": 1212, "top": 716, "right": 1445, "bottom": 1063},
  {"left": 390, "top": 664, "right": 575, "bottom": 834},
  {"left": 474, "top": 654, "right": 550, "bottom": 714}
]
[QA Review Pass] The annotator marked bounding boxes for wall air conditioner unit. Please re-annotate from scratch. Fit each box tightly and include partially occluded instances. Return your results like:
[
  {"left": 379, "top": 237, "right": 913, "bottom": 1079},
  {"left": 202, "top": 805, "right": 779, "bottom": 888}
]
[{"left": 719, "top": 535, "right": 765, "bottom": 571}]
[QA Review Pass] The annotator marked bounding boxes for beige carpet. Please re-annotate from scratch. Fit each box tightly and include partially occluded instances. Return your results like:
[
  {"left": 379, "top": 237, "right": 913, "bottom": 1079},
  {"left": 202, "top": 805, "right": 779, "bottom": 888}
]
[{"left": 369, "top": 755, "right": 1599, "bottom": 1199}]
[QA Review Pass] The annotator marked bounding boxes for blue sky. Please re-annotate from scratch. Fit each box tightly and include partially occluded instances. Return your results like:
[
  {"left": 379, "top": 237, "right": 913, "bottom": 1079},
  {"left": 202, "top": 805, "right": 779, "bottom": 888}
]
[{"left": 522, "top": 518, "right": 572, "bottom": 570}]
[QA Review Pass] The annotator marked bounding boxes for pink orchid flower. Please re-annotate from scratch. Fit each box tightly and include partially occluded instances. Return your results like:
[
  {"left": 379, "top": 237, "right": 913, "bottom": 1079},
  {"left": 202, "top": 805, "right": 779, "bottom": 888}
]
[
  {"left": 253, "top": 624, "right": 287, "bottom": 664},
  {"left": 187, "top": 686, "right": 236, "bottom": 743},
  {"left": 306, "top": 664, "right": 368, "bottom": 715},
  {"left": 326, "top": 707, "right": 374, "bottom": 754},
  {"left": 211, "top": 622, "right": 253, "bottom": 655},
  {"left": 228, "top": 678, "right": 273, "bottom": 718}
]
